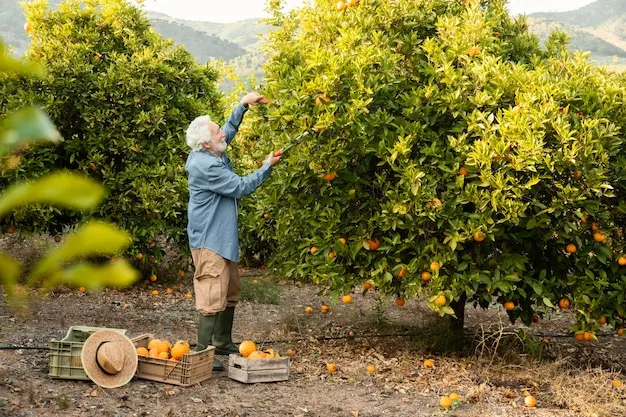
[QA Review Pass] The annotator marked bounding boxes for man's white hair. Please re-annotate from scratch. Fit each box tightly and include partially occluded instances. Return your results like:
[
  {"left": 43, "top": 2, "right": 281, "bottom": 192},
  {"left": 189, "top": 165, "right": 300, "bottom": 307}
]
[{"left": 186, "top": 115, "right": 212, "bottom": 152}]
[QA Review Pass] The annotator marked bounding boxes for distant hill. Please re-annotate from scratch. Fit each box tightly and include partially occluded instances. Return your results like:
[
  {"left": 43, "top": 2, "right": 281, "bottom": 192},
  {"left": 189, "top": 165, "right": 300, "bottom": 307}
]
[
  {"left": 528, "top": 0, "right": 626, "bottom": 69},
  {"left": 149, "top": 18, "right": 246, "bottom": 62}
]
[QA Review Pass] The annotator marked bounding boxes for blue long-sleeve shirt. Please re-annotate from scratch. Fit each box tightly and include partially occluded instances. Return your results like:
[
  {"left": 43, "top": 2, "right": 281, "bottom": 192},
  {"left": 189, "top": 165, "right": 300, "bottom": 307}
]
[{"left": 186, "top": 103, "right": 272, "bottom": 262}]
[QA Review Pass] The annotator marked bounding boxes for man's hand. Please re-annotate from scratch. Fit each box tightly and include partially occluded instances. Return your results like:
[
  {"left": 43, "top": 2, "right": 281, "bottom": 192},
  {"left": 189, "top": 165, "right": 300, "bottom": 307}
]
[
  {"left": 265, "top": 151, "right": 281, "bottom": 166},
  {"left": 241, "top": 92, "right": 270, "bottom": 107}
]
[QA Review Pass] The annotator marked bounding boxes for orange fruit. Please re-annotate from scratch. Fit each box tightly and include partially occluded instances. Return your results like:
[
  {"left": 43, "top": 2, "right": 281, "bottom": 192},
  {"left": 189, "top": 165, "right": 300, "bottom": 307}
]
[
  {"left": 449, "top": 392, "right": 460, "bottom": 401},
  {"left": 156, "top": 340, "right": 171, "bottom": 353},
  {"left": 612, "top": 380, "right": 623, "bottom": 388},
  {"left": 336, "top": 1, "right": 346, "bottom": 11},
  {"left": 323, "top": 173, "right": 336, "bottom": 182},
  {"left": 151, "top": 290, "right": 159, "bottom": 296},
  {"left": 420, "top": 271, "right": 431, "bottom": 282},
  {"left": 328, "top": 250, "right": 336, "bottom": 260},
  {"left": 347, "top": 0, "right": 357, "bottom": 6},
  {"left": 423, "top": 359, "right": 434, "bottom": 368},
  {"left": 504, "top": 301, "right": 515, "bottom": 311},
  {"left": 430, "top": 261, "right": 440, "bottom": 271},
  {"left": 397, "top": 267, "right": 408, "bottom": 279},
  {"left": 395, "top": 297, "right": 405, "bottom": 307},
  {"left": 618, "top": 328, "right": 624, "bottom": 336},
  {"left": 473, "top": 231, "right": 486, "bottom": 242},
  {"left": 618, "top": 256, "right": 626, "bottom": 266},
  {"left": 599, "top": 316, "right": 607, "bottom": 325},
  {"left": 149, "top": 348, "right": 160, "bottom": 358},
  {"left": 158, "top": 351, "right": 170, "bottom": 359},
  {"left": 435, "top": 295, "right": 446, "bottom": 307},
  {"left": 239, "top": 341, "right": 257, "bottom": 358},
  {"left": 342, "top": 294, "right": 353, "bottom": 304},
  {"left": 574, "top": 331, "right": 585, "bottom": 342},
  {"left": 136, "top": 252, "right": 143, "bottom": 261},
  {"left": 150, "top": 274, "right": 157, "bottom": 282},
  {"left": 566, "top": 243, "right": 577, "bottom": 253},
  {"left": 78, "top": 287, "right": 86, "bottom": 293},
  {"left": 327, "top": 363, "right": 337, "bottom": 373},
  {"left": 177, "top": 270, "right": 185, "bottom": 279},
  {"left": 170, "top": 343, "right": 189, "bottom": 360},
  {"left": 467, "top": 46, "right": 480, "bottom": 57},
  {"left": 524, "top": 395, "right": 537, "bottom": 408},
  {"left": 427, "top": 198, "right": 442, "bottom": 209},
  {"left": 24, "top": 22, "right": 30, "bottom": 32},
  {"left": 367, "top": 238, "right": 380, "bottom": 251},
  {"left": 147, "top": 339, "right": 161, "bottom": 350},
  {"left": 286, "top": 349, "right": 296, "bottom": 358},
  {"left": 593, "top": 232, "right": 606, "bottom": 242},
  {"left": 583, "top": 331, "right": 592, "bottom": 341},
  {"left": 305, "top": 306, "right": 313, "bottom": 314},
  {"left": 248, "top": 351, "right": 266, "bottom": 359},
  {"left": 185, "top": 292, "right": 192, "bottom": 299},
  {"left": 166, "top": 288, "right": 173, "bottom": 294},
  {"left": 366, "top": 364, "right": 376, "bottom": 373},
  {"left": 321, "top": 304, "right": 330, "bottom": 314},
  {"left": 338, "top": 237, "right": 347, "bottom": 245},
  {"left": 440, "top": 396, "right": 452, "bottom": 409},
  {"left": 136, "top": 347, "right": 149, "bottom": 356},
  {"left": 458, "top": 167, "right": 468, "bottom": 176},
  {"left": 310, "top": 246, "right": 319, "bottom": 255},
  {"left": 558, "top": 298, "right": 570, "bottom": 309},
  {"left": 7, "top": 227, "right": 14, "bottom": 234},
  {"left": 591, "top": 223, "right": 599, "bottom": 232},
  {"left": 363, "top": 281, "right": 373, "bottom": 290},
  {"left": 573, "top": 171, "right": 583, "bottom": 180},
  {"left": 54, "top": 235, "right": 61, "bottom": 243},
  {"left": 252, "top": 279, "right": 259, "bottom": 284}
]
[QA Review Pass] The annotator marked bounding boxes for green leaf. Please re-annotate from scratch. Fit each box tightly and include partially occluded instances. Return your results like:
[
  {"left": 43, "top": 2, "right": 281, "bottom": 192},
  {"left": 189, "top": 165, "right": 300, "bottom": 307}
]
[
  {"left": 0, "top": 46, "right": 44, "bottom": 76},
  {"left": 543, "top": 297, "right": 555, "bottom": 308},
  {"left": 0, "top": 172, "right": 105, "bottom": 218},
  {"left": 0, "top": 108, "right": 62, "bottom": 156},
  {"left": 29, "top": 221, "right": 133, "bottom": 282},
  {"left": 0, "top": 252, "right": 26, "bottom": 310},
  {"left": 46, "top": 260, "right": 139, "bottom": 291}
]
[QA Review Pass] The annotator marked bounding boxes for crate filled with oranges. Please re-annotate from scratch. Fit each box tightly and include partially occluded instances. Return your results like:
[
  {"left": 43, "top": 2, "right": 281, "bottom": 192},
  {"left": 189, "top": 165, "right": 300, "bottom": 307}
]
[
  {"left": 228, "top": 340, "right": 290, "bottom": 384},
  {"left": 131, "top": 334, "right": 215, "bottom": 386}
]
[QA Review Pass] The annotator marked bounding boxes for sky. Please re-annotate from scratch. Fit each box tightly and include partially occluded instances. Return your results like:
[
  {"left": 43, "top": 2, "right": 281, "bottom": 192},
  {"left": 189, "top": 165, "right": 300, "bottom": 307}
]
[{"left": 138, "top": 0, "right": 598, "bottom": 23}]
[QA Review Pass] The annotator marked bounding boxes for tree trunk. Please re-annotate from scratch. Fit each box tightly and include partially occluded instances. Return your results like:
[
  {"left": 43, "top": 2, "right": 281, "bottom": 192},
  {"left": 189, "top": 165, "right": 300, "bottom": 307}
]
[{"left": 448, "top": 293, "right": 467, "bottom": 333}]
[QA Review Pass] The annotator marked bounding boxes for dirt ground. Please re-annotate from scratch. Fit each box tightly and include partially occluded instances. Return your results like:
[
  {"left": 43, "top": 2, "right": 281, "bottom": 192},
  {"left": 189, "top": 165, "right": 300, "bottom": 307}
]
[{"left": 1, "top": 265, "right": 626, "bottom": 417}]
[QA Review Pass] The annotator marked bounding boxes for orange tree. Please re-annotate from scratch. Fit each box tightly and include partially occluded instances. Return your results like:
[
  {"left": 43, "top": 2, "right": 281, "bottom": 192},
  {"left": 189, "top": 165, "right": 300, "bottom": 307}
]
[
  {"left": 0, "top": 0, "right": 222, "bottom": 276},
  {"left": 235, "top": 0, "right": 626, "bottom": 337}
]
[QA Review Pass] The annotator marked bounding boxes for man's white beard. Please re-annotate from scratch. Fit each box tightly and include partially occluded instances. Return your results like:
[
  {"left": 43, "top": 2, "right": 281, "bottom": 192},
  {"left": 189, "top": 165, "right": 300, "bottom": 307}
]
[{"left": 213, "top": 139, "right": 227, "bottom": 154}]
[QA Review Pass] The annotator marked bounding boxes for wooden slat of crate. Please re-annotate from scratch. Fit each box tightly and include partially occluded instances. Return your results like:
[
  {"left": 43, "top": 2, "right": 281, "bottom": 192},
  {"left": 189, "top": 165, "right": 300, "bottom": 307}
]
[{"left": 228, "top": 354, "right": 289, "bottom": 383}]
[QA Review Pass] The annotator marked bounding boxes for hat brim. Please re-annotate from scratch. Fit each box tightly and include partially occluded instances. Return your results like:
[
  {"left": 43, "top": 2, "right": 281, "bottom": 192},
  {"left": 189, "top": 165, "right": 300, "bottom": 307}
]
[{"left": 80, "top": 330, "right": 138, "bottom": 389}]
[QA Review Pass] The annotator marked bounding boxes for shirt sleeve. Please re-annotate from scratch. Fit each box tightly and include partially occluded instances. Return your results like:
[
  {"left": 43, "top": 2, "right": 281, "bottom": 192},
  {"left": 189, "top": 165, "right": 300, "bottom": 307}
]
[
  {"left": 203, "top": 161, "right": 273, "bottom": 199},
  {"left": 223, "top": 103, "right": 248, "bottom": 145}
]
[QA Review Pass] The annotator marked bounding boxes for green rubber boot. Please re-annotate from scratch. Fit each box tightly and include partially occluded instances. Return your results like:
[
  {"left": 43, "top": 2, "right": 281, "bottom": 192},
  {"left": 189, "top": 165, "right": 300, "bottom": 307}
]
[
  {"left": 212, "top": 307, "right": 239, "bottom": 355},
  {"left": 195, "top": 314, "right": 224, "bottom": 371}
]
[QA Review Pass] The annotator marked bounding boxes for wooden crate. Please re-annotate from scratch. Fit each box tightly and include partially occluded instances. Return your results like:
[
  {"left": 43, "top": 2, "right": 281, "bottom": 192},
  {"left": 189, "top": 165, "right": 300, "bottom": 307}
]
[
  {"left": 227, "top": 354, "right": 290, "bottom": 383},
  {"left": 131, "top": 334, "right": 215, "bottom": 387}
]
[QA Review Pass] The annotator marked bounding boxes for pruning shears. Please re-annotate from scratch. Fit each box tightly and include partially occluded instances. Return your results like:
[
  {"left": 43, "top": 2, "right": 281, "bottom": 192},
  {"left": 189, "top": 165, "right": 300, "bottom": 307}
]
[{"left": 273, "top": 131, "right": 310, "bottom": 157}]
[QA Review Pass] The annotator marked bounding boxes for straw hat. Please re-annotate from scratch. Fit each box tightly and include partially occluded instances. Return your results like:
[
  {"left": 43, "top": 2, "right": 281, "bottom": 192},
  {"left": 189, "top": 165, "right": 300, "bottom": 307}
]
[{"left": 80, "top": 330, "right": 138, "bottom": 389}]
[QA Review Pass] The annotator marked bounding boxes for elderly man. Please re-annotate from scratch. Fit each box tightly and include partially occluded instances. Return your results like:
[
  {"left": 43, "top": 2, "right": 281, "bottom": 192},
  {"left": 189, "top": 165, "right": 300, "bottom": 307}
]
[{"left": 185, "top": 92, "right": 280, "bottom": 370}]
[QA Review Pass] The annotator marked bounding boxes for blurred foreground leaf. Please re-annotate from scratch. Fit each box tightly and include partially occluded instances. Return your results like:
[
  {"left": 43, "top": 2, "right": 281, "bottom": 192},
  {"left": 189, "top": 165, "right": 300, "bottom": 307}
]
[
  {"left": 29, "top": 221, "right": 133, "bottom": 283},
  {"left": 0, "top": 172, "right": 105, "bottom": 218},
  {"left": 0, "top": 107, "right": 62, "bottom": 156}
]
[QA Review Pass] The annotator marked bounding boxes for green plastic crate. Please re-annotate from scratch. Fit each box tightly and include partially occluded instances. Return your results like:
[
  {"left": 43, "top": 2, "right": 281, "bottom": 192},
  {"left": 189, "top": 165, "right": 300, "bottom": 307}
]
[{"left": 48, "top": 326, "right": 127, "bottom": 380}]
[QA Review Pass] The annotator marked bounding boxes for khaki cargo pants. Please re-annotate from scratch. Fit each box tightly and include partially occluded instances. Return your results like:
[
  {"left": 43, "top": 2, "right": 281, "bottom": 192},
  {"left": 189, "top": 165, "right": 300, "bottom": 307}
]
[{"left": 191, "top": 249, "right": 240, "bottom": 316}]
